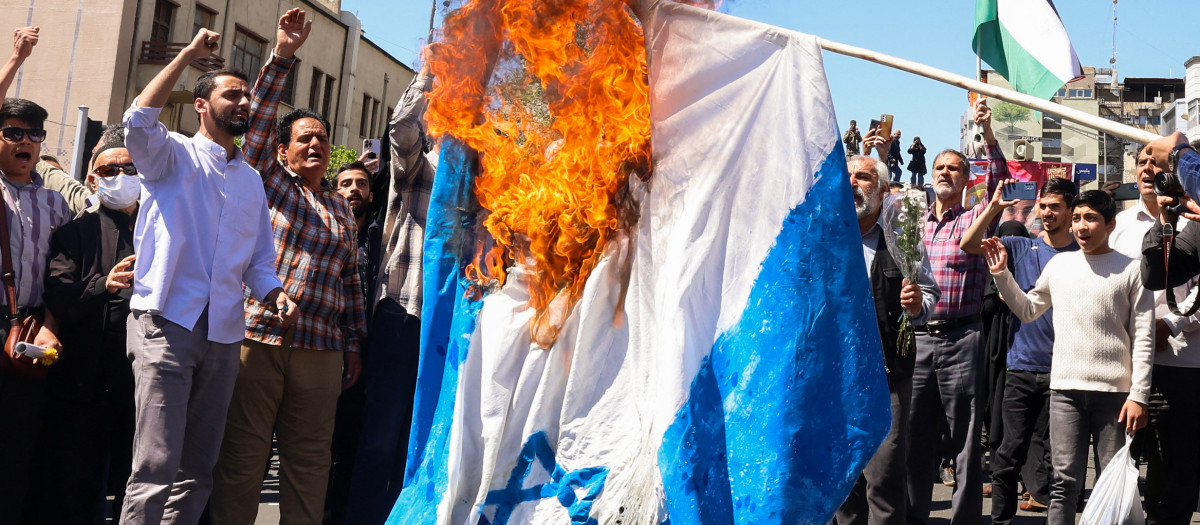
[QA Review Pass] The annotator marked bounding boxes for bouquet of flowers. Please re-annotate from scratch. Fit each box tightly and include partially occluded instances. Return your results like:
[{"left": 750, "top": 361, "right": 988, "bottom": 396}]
[{"left": 879, "top": 188, "right": 929, "bottom": 356}]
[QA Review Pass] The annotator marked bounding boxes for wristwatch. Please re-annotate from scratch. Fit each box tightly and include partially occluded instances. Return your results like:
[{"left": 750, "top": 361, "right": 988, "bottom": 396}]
[{"left": 1168, "top": 143, "right": 1197, "bottom": 174}]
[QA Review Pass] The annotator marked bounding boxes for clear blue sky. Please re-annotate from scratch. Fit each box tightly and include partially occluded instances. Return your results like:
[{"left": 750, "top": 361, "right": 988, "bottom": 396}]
[{"left": 343, "top": 0, "right": 1200, "bottom": 153}]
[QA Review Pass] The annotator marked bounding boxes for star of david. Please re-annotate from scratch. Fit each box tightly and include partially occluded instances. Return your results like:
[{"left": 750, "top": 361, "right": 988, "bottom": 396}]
[{"left": 479, "top": 431, "right": 609, "bottom": 525}]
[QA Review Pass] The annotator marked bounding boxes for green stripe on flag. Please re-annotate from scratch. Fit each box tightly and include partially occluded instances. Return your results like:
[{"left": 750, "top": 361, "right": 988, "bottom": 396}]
[{"left": 973, "top": 0, "right": 1068, "bottom": 101}]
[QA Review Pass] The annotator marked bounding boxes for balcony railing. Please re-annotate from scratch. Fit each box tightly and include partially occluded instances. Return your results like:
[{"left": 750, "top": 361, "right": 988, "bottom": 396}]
[{"left": 139, "top": 40, "right": 225, "bottom": 72}]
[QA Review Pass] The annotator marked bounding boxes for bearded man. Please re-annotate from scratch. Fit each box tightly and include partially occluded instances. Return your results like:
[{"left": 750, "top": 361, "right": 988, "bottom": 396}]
[
  {"left": 835, "top": 147, "right": 939, "bottom": 525},
  {"left": 120, "top": 28, "right": 297, "bottom": 523}
]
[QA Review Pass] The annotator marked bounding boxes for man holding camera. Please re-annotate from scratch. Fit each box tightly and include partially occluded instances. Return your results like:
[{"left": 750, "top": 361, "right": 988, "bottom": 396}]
[{"left": 1132, "top": 131, "right": 1200, "bottom": 525}]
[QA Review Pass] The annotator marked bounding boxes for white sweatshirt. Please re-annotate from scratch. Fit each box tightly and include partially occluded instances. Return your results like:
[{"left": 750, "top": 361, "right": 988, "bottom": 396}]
[{"left": 992, "top": 249, "right": 1154, "bottom": 404}]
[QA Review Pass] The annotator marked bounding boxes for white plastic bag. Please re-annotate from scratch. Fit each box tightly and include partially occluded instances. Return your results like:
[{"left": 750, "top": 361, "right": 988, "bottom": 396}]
[{"left": 1080, "top": 435, "right": 1146, "bottom": 525}]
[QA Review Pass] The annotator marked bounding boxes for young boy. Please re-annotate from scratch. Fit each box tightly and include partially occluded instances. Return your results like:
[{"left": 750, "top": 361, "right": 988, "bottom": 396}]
[
  {"left": 981, "top": 190, "right": 1152, "bottom": 525},
  {"left": 961, "top": 177, "right": 1079, "bottom": 521}
]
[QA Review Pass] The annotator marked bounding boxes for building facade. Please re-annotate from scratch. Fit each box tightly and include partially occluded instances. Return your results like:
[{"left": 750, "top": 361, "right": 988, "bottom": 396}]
[
  {"left": 1, "top": 0, "right": 414, "bottom": 177},
  {"left": 964, "top": 67, "right": 1184, "bottom": 188},
  {"left": 1185, "top": 56, "right": 1200, "bottom": 142}
]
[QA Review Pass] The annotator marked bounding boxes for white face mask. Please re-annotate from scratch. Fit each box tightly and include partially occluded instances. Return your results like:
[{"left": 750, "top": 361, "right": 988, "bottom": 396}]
[{"left": 96, "top": 174, "right": 142, "bottom": 210}]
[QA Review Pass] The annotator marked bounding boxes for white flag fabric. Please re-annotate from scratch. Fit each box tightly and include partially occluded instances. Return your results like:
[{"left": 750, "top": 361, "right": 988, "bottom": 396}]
[{"left": 389, "top": 1, "right": 890, "bottom": 523}]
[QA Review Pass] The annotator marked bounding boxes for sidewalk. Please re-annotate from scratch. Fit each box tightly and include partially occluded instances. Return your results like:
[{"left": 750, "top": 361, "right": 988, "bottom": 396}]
[{"left": 249, "top": 449, "right": 1200, "bottom": 524}]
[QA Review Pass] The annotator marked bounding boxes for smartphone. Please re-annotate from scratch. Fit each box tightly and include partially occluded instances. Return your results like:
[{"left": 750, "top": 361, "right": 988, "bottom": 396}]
[
  {"left": 363, "top": 139, "right": 381, "bottom": 160},
  {"left": 869, "top": 119, "right": 881, "bottom": 132},
  {"left": 878, "top": 114, "right": 894, "bottom": 138},
  {"left": 1110, "top": 182, "right": 1140, "bottom": 201},
  {"left": 1001, "top": 181, "right": 1037, "bottom": 201}
]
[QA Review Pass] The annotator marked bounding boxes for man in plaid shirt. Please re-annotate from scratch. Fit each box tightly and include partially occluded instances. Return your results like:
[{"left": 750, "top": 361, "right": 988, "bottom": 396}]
[
  {"left": 901, "top": 100, "right": 1010, "bottom": 525},
  {"left": 209, "top": 10, "right": 367, "bottom": 524},
  {"left": 344, "top": 56, "right": 437, "bottom": 523}
]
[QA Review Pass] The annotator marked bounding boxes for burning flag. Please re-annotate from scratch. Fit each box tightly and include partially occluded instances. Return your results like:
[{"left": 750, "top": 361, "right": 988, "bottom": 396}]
[{"left": 391, "top": 1, "right": 889, "bottom": 523}]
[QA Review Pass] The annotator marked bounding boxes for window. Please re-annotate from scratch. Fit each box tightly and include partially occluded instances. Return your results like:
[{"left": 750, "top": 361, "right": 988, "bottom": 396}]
[
  {"left": 1067, "top": 89, "right": 1093, "bottom": 99},
  {"left": 151, "top": 0, "right": 177, "bottom": 43},
  {"left": 372, "top": 99, "right": 382, "bottom": 137},
  {"left": 361, "top": 94, "right": 373, "bottom": 137},
  {"left": 323, "top": 75, "right": 336, "bottom": 119},
  {"left": 1056, "top": 89, "right": 1067, "bottom": 98},
  {"left": 310, "top": 68, "right": 325, "bottom": 109},
  {"left": 230, "top": 26, "right": 267, "bottom": 76},
  {"left": 193, "top": 4, "right": 216, "bottom": 37},
  {"left": 281, "top": 59, "right": 299, "bottom": 106}
]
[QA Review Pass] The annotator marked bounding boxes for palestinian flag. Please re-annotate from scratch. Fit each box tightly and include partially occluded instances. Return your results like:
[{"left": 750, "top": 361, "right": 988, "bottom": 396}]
[{"left": 973, "top": 0, "right": 1084, "bottom": 100}]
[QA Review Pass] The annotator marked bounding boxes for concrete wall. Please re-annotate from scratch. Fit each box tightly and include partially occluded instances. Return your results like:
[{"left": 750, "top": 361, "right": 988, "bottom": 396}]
[
  {"left": 1056, "top": 98, "right": 1100, "bottom": 167},
  {"left": 352, "top": 37, "right": 414, "bottom": 144},
  {"left": 0, "top": 0, "right": 138, "bottom": 175},
  {"left": 4, "top": 0, "right": 412, "bottom": 168},
  {"left": 1186, "top": 56, "right": 1200, "bottom": 141}
]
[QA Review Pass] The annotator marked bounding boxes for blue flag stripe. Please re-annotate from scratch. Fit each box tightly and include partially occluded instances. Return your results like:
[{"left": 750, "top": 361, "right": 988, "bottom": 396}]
[{"left": 659, "top": 147, "right": 890, "bottom": 524}]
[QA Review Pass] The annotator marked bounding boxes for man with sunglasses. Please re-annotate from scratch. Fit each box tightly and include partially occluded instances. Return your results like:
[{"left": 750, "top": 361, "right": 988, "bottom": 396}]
[
  {"left": 120, "top": 27, "right": 298, "bottom": 524},
  {"left": 0, "top": 26, "right": 72, "bottom": 522},
  {"left": 35, "top": 136, "right": 141, "bottom": 522}
]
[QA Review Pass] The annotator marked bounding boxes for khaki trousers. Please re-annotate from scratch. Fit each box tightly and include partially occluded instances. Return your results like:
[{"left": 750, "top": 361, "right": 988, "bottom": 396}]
[{"left": 210, "top": 337, "right": 343, "bottom": 525}]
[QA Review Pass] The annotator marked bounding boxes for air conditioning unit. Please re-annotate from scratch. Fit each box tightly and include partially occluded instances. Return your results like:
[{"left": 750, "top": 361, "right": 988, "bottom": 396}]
[{"left": 1155, "top": 96, "right": 1163, "bottom": 105}]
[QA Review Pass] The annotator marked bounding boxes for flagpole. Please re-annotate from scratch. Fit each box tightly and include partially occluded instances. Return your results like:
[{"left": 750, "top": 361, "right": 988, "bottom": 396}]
[{"left": 817, "top": 38, "right": 1160, "bottom": 145}]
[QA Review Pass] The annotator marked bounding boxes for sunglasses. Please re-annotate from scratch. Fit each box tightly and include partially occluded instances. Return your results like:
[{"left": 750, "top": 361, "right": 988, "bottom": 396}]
[
  {"left": 93, "top": 163, "right": 138, "bottom": 177},
  {"left": 0, "top": 127, "right": 47, "bottom": 144}
]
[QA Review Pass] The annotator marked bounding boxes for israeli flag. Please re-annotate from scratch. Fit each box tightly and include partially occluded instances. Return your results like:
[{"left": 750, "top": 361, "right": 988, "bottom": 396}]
[{"left": 391, "top": 1, "right": 890, "bottom": 523}]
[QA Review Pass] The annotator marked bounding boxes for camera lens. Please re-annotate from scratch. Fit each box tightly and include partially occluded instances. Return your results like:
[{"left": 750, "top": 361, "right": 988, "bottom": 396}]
[{"left": 1154, "top": 172, "right": 1181, "bottom": 197}]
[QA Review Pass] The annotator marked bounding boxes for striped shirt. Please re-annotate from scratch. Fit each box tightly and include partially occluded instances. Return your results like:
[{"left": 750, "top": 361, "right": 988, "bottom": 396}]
[
  {"left": 0, "top": 172, "right": 70, "bottom": 307},
  {"left": 378, "top": 71, "right": 436, "bottom": 317},
  {"left": 242, "top": 54, "right": 367, "bottom": 353},
  {"left": 923, "top": 144, "right": 1010, "bottom": 321}
]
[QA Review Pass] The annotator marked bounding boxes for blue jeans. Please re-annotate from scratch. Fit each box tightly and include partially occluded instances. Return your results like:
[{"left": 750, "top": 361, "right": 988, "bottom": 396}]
[
  {"left": 345, "top": 299, "right": 422, "bottom": 524},
  {"left": 1047, "top": 390, "right": 1126, "bottom": 525},
  {"left": 909, "top": 171, "right": 925, "bottom": 187}
]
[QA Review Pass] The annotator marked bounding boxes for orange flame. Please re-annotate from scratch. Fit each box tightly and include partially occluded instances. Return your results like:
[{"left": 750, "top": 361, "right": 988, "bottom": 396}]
[{"left": 426, "top": 0, "right": 652, "bottom": 345}]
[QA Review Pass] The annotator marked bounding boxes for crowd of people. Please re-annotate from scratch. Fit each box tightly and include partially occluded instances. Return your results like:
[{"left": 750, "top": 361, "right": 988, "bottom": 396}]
[
  {"left": 0, "top": 10, "right": 435, "bottom": 525},
  {"left": 843, "top": 96, "right": 1200, "bottom": 525}
]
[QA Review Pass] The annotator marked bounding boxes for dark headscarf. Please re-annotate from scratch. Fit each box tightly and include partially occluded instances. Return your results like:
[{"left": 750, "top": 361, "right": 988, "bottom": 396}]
[{"left": 997, "top": 220, "right": 1031, "bottom": 239}]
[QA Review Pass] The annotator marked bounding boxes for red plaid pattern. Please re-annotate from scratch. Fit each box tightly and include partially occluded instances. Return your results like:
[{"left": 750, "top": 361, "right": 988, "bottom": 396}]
[
  {"left": 241, "top": 54, "right": 367, "bottom": 352},
  {"left": 923, "top": 144, "right": 1010, "bottom": 321}
]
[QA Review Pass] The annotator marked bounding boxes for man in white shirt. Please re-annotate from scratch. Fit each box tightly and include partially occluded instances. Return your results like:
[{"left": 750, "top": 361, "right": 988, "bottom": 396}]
[
  {"left": 1109, "top": 159, "right": 1163, "bottom": 257},
  {"left": 1130, "top": 135, "right": 1200, "bottom": 525},
  {"left": 120, "top": 29, "right": 297, "bottom": 524}
]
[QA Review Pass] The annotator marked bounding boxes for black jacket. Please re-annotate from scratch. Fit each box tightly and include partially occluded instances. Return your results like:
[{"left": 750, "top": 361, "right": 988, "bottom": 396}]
[
  {"left": 869, "top": 234, "right": 914, "bottom": 380},
  {"left": 1141, "top": 219, "right": 1200, "bottom": 291},
  {"left": 43, "top": 206, "right": 135, "bottom": 402},
  {"left": 360, "top": 218, "right": 383, "bottom": 321}
]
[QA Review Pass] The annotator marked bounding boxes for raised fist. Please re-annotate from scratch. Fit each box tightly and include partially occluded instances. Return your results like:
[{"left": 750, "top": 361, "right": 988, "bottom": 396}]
[
  {"left": 13, "top": 27, "right": 38, "bottom": 60},
  {"left": 187, "top": 28, "right": 221, "bottom": 59}
]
